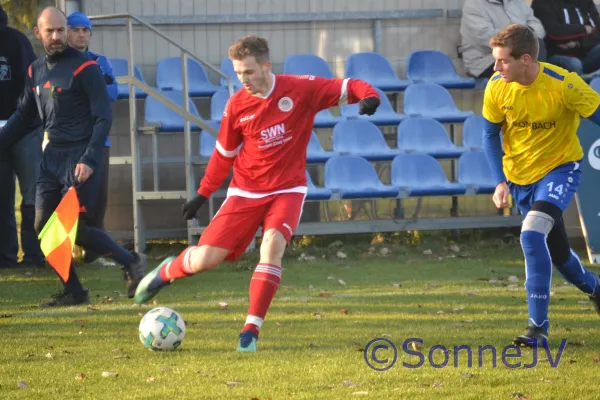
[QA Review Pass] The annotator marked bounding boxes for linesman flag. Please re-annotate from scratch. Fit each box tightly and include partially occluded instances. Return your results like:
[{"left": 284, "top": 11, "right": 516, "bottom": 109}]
[{"left": 37, "top": 187, "right": 79, "bottom": 281}]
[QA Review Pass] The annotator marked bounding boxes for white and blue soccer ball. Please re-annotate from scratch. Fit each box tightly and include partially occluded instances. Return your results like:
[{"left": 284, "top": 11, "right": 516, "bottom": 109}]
[{"left": 139, "top": 307, "right": 186, "bottom": 351}]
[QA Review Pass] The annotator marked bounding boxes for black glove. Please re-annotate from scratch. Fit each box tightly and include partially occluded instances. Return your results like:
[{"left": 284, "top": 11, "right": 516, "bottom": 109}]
[
  {"left": 358, "top": 97, "right": 380, "bottom": 116},
  {"left": 182, "top": 195, "right": 207, "bottom": 220}
]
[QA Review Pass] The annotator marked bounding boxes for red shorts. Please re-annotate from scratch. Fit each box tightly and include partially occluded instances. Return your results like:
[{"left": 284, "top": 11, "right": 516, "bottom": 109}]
[{"left": 198, "top": 192, "right": 306, "bottom": 261}]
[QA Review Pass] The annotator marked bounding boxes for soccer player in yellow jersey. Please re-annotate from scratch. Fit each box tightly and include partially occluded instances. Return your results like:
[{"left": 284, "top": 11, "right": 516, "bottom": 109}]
[{"left": 483, "top": 24, "right": 600, "bottom": 347}]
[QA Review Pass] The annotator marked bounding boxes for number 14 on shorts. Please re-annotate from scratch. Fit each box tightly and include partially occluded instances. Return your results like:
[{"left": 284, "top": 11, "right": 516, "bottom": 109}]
[{"left": 546, "top": 181, "right": 565, "bottom": 199}]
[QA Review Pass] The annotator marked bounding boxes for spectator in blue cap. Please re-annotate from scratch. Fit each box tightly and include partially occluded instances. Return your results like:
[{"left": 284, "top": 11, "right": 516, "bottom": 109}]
[{"left": 67, "top": 11, "right": 117, "bottom": 265}]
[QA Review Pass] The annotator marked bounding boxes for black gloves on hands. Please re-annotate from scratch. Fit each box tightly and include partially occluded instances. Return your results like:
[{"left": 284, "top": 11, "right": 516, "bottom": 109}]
[
  {"left": 358, "top": 96, "right": 380, "bottom": 115},
  {"left": 182, "top": 195, "right": 207, "bottom": 220}
]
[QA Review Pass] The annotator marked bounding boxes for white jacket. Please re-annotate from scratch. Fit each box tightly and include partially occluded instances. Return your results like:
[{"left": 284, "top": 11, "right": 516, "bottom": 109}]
[{"left": 460, "top": 0, "right": 545, "bottom": 77}]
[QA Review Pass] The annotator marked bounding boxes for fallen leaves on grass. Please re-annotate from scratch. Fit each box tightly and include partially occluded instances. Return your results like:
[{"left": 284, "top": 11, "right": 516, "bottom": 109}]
[
  {"left": 344, "top": 380, "right": 359, "bottom": 387},
  {"left": 226, "top": 381, "right": 243, "bottom": 387},
  {"left": 338, "top": 279, "right": 346, "bottom": 286},
  {"left": 512, "top": 393, "right": 532, "bottom": 400},
  {"left": 147, "top": 376, "right": 155, "bottom": 383},
  {"left": 318, "top": 292, "right": 332, "bottom": 298},
  {"left": 338, "top": 309, "right": 349, "bottom": 314},
  {"left": 218, "top": 302, "right": 228, "bottom": 310},
  {"left": 17, "top": 381, "right": 28, "bottom": 389},
  {"left": 75, "top": 373, "right": 87, "bottom": 382},
  {"left": 101, "top": 371, "right": 118, "bottom": 378}
]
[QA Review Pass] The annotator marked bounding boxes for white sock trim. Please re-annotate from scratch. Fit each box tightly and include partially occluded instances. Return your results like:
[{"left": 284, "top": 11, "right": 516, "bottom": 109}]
[
  {"left": 246, "top": 315, "right": 264, "bottom": 329},
  {"left": 182, "top": 246, "right": 196, "bottom": 274}
]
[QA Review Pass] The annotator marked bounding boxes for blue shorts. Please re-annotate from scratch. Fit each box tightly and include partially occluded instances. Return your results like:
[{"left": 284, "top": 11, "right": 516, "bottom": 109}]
[
  {"left": 508, "top": 160, "right": 581, "bottom": 215},
  {"left": 36, "top": 144, "right": 104, "bottom": 223}
]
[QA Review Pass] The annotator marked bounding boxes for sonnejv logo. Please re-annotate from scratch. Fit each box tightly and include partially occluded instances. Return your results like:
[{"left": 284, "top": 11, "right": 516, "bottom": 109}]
[{"left": 363, "top": 337, "right": 567, "bottom": 371}]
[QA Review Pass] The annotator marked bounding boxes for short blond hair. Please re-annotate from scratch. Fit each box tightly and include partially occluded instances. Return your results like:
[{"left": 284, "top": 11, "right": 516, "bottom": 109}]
[
  {"left": 490, "top": 23, "right": 539, "bottom": 60},
  {"left": 228, "top": 35, "right": 270, "bottom": 63}
]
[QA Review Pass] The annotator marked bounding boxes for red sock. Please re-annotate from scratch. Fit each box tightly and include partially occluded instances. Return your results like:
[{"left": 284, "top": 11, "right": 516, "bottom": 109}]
[
  {"left": 242, "top": 263, "right": 282, "bottom": 335},
  {"left": 159, "top": 246, "right": 197, "bottom": 281}
]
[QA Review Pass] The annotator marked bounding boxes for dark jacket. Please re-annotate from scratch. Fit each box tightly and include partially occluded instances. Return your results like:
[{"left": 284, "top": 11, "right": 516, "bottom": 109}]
[
  {"left": 532, "top": 0, "right": 600, "bottom": 58},
  {"left": 0, "top": 5, "right": 37, "bottom": 120},
  {"left": 0, "top": 46, "right": 112, "bottom": 170}
]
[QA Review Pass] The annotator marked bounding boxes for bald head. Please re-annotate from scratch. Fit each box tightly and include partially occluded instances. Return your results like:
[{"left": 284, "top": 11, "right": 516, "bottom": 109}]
[
  {"left": 37, "top": 6, "right": 67, "bottom": 27},
  {"left": 34, "top": 7, "right": 68, "bottom": 56}
]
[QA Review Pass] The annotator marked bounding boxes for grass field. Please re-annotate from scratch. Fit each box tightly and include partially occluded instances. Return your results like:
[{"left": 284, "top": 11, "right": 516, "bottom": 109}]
[{"left": 1, "top": 234, "right": 599, "bottom": 399}]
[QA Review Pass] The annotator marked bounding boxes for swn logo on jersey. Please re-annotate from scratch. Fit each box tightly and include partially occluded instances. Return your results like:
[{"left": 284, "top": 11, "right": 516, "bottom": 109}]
[
  {"left": 258, "top": 123, "right": 293, "bottom": 149},
  {"left": 512, "top": 121, "right": 556, "bottom": 130}
]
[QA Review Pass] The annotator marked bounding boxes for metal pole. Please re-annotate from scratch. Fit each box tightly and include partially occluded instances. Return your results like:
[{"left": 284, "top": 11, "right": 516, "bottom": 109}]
[
  {"left": 181, "top": 51, "right": 194, "bottom": 245},
  {"left": 127, "top": 17, "right": 144, "bottom": 253},
  {"left": 55, "top": 0, "right": 67, "bottom": 12},
  {"left": 373, "top": 19, "right": 382, "bottom": 53}
]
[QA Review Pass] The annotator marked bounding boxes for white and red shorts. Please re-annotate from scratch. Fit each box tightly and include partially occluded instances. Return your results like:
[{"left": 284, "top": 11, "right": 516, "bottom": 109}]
[{"left": 198, "top": 192, "right": 306, "bottom": 261}]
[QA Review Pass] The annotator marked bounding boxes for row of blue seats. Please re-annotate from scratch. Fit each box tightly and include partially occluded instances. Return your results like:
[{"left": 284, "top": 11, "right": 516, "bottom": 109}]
[
  {"left": 305, "top": 152, "right": 495, "bottom": 201},
  {"left": 144, "top": 85, "right": 474, "bottom": 136},
  {"left": 199, "top": 117, "right": 486, "bottom": 161},
  {"left": 107, "top": 50, "right": 475, "bottom": 100}
]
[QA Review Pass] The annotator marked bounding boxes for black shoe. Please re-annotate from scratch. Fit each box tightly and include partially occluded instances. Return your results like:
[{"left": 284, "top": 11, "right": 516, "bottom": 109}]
[
  {"left": 589, "top": 293, "right": 600, "bottom": 316},
  {"left": 123, "top": 252, "right": 148, "bottom": 298},
  {"left": 83, "top": 250, "right": 101, "bottom": 264},
  {"left": 513, "top": 325, "right": 549, "bottom": 348},
  {"left": 40, "top": 289, "right": 90, "bottom": 308}
]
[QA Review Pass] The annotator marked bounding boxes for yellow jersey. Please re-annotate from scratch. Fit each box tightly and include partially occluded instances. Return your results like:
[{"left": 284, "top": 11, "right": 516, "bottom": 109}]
[{"left": 482, "top": 62, "right": 600, "bottom": 185}]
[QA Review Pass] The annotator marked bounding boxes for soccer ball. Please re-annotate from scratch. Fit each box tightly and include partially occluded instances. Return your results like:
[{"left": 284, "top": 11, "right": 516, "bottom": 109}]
[{"left": 138, "top": 307, "right": 186, "bottom": 351}]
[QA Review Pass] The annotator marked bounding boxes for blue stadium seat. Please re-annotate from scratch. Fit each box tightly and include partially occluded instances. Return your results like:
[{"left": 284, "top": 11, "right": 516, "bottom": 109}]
[
  {"left": 345, "top": 52, "right": 411, "bottom": 91},
  {"left": 307, "top": 132, "right": 338, "bottom": 163},
  {"left": 325, "top": 155, "right": 399, "bottom": 199},
  {"left": 333, "top": 119, "right": 402, "bottom": 161},
  {"left": 404, "top": 83, "right": 474, "bottom": 123},
  {"left": 314, "top": 109, "right": 345, "bottom": 128},
  {"left": 211, "top": 89, "right": 230, "bottom": 122},
  {"left": 406, "top": 50, "right": 476, "bottom": 89},
  {"left": 591, "top": 77, "right": 600, "bottom": 93},
  {"left": 220, "top": 58, "right": 243, "bottom": 91},
  {"left": 283, "top": 54, "right": 335, "bottom": 78},
  {"left": 391, "top": 154, "right": 467, "bottom": 197},
  {"left": 340, "top": 88, "right": 405, "bottom": 125},
  {"left": 108, "top": 57, "right": 148, "bottom": 99},
  {"left": 306, "top": 171, "right": 332, "bottom": 200},
  {"left": 463, "top": 115, "right": 486, "bottom": 150},
  {"left": 145, "top": 90, "right": 204, "bottom": 132},
  {"left": 397, "top": 117, "right": 466, "bottom": 158},
  {"left": 458, "top": 151, "right": 496, "bottom": 194},
  {"left": 199, "top": 131, "right": 216, "bottom": 158},
  {"left": 156, "top": 57, "right": 220, "bottom": 97}
]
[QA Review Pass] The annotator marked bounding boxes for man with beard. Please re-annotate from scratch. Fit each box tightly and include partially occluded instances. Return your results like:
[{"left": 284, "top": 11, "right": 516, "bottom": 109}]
[{"left": 0, "top": 7, "right": 147, "bottom": 307}]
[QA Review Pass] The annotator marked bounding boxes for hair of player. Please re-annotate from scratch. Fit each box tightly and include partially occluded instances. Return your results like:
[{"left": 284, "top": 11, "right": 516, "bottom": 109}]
[
  {"left": 37, "top": 6, "right": 67, "bottom": 27},
  {"left": 228, "top": 35, "right": 270, "bottom": 63},
  {"left": 489, "top": 23, "right": 539, "bottom": 61}
]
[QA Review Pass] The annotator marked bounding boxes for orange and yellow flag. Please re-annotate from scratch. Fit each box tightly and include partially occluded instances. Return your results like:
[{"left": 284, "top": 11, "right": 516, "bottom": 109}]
[{"left": 38, "top": 187, "right": 80, "bottom": 281}]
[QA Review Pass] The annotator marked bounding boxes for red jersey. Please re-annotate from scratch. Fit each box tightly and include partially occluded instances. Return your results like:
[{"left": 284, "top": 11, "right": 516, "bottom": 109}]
[{"left": 197, "top": 74, "right": 379, "bottom": 199}]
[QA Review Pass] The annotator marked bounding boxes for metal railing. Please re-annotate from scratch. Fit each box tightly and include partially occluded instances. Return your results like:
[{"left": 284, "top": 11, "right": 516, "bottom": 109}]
[{"left": 88, "top": 13, "right": 234, "bottom": 252}]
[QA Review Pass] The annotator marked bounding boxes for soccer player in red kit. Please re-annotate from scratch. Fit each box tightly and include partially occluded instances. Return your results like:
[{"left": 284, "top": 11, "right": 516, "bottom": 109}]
[{"left": 135, "top": 35, "right": 380, "bottom": 351}]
